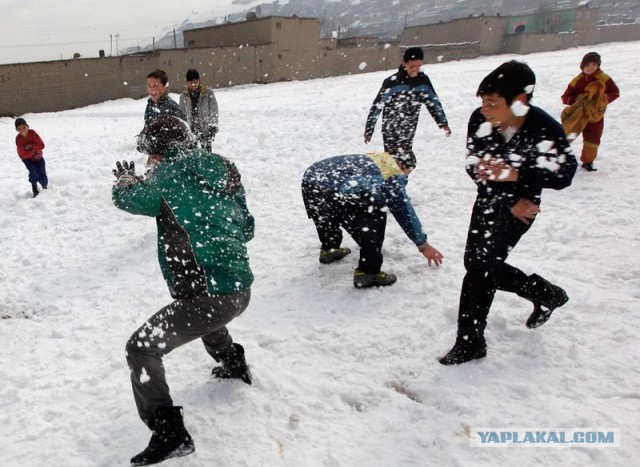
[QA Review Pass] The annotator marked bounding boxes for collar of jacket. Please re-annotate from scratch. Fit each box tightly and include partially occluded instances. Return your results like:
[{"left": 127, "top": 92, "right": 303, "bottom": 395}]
[
  {"left": 183, "top": 84, "right": 207, "bottom": 96},
  {"left": 397, "top": 65, "right": 424, "bottom": 83},
  {"left": 366, "top": 152, "right": 403, "bottom": 180}
]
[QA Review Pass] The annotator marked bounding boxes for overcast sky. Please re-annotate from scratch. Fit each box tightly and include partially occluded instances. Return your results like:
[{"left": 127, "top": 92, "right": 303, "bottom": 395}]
[{"left": 0, "top": 0, "right": 260, "bottom": 65}]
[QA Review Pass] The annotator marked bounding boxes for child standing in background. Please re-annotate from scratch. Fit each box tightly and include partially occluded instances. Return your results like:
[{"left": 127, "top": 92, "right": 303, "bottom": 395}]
[
  {"left": 561, "top": 52, "right": 620, "bottom": 172},
  {"left": 15, "top": 117, "right": 48, "bottom": 197}
]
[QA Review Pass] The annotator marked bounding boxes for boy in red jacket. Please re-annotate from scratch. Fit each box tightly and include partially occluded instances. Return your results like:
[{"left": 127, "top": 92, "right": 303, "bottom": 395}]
[
  {"left": 561, "top": 52, "right": 619, "bottom": 172},
  {"left": 15, "top": 118, "right": 48, "bottom": 197}
]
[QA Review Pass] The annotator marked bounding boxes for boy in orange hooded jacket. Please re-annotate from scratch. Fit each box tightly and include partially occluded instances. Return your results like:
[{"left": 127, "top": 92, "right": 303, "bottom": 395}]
[{"left": 561, "top": 52, "right": 619, "bottom": 172}]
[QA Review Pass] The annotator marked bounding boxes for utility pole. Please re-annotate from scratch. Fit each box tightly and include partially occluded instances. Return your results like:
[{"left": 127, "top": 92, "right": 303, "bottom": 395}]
[
  {"left": 173, "top": 29, "right": 177, "bottom": 49},
  {"left": 110, "top": 34, "right": 113, "bottom": 56},
  {"left": 115, "top": 34, "right": 120, "bottom": 56}
]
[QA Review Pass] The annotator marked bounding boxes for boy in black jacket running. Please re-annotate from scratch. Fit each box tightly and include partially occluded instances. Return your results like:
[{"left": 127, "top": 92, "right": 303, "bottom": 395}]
[
  {"left": 364, "top": 47, "right": 451, "bottom": 169},
  {"left": 440, "top": 61, "right": 577, "bottom": 365}
]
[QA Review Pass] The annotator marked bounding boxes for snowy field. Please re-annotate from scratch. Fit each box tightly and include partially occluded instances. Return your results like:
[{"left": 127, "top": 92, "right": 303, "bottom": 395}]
[{"left": 1, "top": 42, "right": 638, "bottom": 466}]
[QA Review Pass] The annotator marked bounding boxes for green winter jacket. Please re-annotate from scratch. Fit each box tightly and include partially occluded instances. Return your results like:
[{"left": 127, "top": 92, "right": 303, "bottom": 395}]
[{"left": 113, "top": 149, "right": 254, "bottom": 297}]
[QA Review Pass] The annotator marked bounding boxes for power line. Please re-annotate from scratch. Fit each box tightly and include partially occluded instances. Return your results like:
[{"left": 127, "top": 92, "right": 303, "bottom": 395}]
[{"left": 0, "top": 37, "right": 151, "bottom": 48}]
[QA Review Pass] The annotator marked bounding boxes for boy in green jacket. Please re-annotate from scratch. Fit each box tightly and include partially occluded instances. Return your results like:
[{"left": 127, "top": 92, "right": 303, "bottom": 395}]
[{"left": 112, "top": 116, "right": 254, "bottom": 466}]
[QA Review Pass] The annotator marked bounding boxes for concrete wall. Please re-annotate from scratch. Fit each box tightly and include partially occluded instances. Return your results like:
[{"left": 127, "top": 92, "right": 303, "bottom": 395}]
[
  {"left": 597, "top": 23, "right": 640, "bottom": 44},
  {"left": 271, "top": 17, "right": 320, "bottom": 52},
  {"left": 184, "top": 18, "right": 274, "bottom": 48},
  {"left": 183, "top": 16, "right": 320, "bottom": 51},
  {"left": 400, "top": 16, "right": 509, "bottom": 55},
  {"left": 502, "top": 32, "right": 579, "bottom": 55},
  {"left": 0, "top": 40, "right": 402, "bottom": 117},
  {"left": 478, "top": 17, "right": 511, "bottom": 55}
]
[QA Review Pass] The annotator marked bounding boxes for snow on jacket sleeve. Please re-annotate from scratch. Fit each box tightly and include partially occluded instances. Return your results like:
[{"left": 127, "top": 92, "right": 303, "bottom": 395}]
[
  {"left": 112, "top": 179, "right": 163, "bottom": 217},
  {"left": 189, "top": 152, "right": 254, "bottom": 241},
  {"left": 365, "top": 78, "right": 392, "bottom": 135},
  {"left": 516, "top": 108, "right": 577, "bottom": 193},
  {"left": 415, "top": 76, "right": 449, "bottom": 128},
  {"left": 382, "top": 175, "right": 427, "bottom": 246}
]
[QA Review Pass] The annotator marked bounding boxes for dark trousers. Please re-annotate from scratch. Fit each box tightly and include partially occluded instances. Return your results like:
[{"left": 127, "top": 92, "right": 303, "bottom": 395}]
[
  {"left": 456, "top": 197, "right": 536, "bottom": 342},
  {"left": 382, "top": 118, "right": 419, "bottom": 168},
  {"left": 125, "top": 289, "right": 250, "bottom": 426},
  {"left": 383, "top": 136, "right": 416, "bottom": 169},
  {"left": 22, "top": 158, "right": 48, "bottom": 187},
  {"left": 302, "top": 183, "right": 387, "bottom": 274}
]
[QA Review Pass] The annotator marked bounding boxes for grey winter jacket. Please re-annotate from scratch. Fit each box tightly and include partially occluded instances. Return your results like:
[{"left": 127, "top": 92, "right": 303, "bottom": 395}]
[{"left": 179, "top": 85, "right": 219, "bottom": 136}]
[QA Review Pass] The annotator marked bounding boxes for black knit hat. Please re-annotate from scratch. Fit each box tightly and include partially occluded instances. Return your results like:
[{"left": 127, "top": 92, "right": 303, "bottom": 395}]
[
  {"left": 15, "top": 117, "right": 27, "bottom": 128},
  {"left": 580, "top": 52, "right": 601, "bottom": 70},
  {"left": 144, "top": 116, "right": 194, "bottom": 155},
  {"left": 403, "top": 47, "right": 424, "bottom": 62},
  {"left": 186, "top": 69, "right": 200, "bottom": 81}
]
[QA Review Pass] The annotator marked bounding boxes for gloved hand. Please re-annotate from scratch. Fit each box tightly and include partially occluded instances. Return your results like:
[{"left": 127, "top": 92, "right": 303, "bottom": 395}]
[
  {"left": 113, "top": 160, "right": 142, "bottom": 186},
  {"left": 203, "top": 125, "right": 217, "bottom": 140}
]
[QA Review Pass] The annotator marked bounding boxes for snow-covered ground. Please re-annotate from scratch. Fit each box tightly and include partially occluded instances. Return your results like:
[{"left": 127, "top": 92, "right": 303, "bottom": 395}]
[{"left": 1, "top": 42, "right": 638, "bottom": 466}]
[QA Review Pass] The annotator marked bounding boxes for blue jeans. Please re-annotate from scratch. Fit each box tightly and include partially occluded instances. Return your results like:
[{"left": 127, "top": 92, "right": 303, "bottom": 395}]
[{"left": 23, "top": 158, "right": 48, "bottom": 187}]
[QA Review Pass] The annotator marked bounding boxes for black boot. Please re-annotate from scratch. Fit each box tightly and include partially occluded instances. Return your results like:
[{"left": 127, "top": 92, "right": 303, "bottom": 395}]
[
  {"left": 131, "top": 406, "right": 195, "bottom": 466},
  {"left": 31, "top": 183, "right": 39, "bottom": 198},
  {"left": 525, "top": 274, "right": 569, "bottom": 329},
  {"left": 211, "top": 343, "right": 252, "bottom": 385},
  {"left": 439, "top": 336, "right": 487, "bottom": 365},
  {"left": 440, "top": 322, "right": 487, "bottom": 365}
]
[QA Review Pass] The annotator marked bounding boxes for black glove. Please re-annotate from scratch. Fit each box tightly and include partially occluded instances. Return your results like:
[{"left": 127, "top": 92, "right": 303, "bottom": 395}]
[
  {"left": 202, "top": 126, "right": 217, "bottom": 140},
  {"left": 113, "top": 160, "right": 141, "bottom": 186}
]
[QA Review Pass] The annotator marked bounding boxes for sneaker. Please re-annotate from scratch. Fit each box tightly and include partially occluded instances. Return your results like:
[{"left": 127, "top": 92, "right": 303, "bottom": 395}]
[
  {"left": 526, "top": 286, "right": 569, "bottom": 329},
  {"left": 582, "top": 163, "right": 597, "bottom": 172},
  {"left": 439, "top": 337, "right": 487, "bottom": 365},
  {"left": 319, "top": 247, "right": 352, "bottom": 264},
  {"left": 353, "top": 270, "right": 397, "bottom": 289}
]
